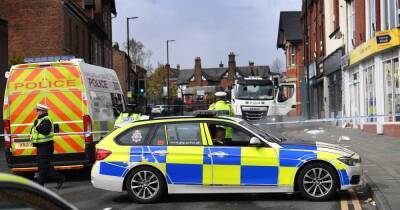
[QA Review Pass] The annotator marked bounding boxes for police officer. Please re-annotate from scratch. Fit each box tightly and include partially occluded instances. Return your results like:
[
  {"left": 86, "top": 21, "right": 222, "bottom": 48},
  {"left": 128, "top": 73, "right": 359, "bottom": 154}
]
[
  {"left": 31, "top": 104, "right": 65, "bottom": 189},
  {"left": 114, "top": 106, "right": 141, "bottom": 128},
  {"left": 208, "top": 91, "right": 234, "bottom": 117},
  {"left": 209, "top": 91, "right": 234, "bottom": 139}
]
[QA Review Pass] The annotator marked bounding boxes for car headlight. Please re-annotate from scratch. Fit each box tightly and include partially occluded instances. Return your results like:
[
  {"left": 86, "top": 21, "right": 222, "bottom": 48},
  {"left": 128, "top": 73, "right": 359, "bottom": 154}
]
[{"left": 338, "top": 156, "right": 361, "bottom": 166}]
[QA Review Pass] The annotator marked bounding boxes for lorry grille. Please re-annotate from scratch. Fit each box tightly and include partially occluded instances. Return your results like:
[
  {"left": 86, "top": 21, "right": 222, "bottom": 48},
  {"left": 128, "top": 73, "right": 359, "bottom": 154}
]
[{"left": 241, "top": 106, "right": 268, "bottom": 121}]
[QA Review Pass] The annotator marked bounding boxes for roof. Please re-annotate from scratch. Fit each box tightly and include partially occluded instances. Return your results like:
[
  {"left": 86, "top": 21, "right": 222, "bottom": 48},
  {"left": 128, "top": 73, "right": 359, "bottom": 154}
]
[
  {"left": 277, "top": 11, "right": 303, "bottom": 49},
  {"left": 176, "top": 69, "right": 194, "bottom": 85},
  {"left": 236, "top": 66, "right": 271, "bottom": 78},
  {"left": 202, "top": 68, "right": 228, "bottom": 82}
]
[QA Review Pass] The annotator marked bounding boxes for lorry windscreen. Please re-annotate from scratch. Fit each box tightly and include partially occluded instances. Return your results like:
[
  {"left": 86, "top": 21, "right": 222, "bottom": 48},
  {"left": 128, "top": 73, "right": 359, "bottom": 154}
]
[{"left": 236, "top": 84, "right": 274, "bottom": 100}]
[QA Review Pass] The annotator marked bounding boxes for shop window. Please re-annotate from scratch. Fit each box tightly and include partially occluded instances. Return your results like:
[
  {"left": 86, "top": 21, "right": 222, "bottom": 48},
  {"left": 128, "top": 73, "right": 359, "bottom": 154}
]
[
  {"left": 383, "top": 58, "right": 400, "bottom": 122},
  {"left": 364, "top": 65, "right": 377, "bottom": 122}
]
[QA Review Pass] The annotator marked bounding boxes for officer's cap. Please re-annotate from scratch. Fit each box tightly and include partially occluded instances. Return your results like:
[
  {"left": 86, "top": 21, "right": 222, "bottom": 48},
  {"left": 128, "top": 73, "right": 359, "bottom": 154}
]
[
  {"left": 215, "top": 92, "right": 227, "bottom": 97},
  {"left": 36, "top": 104, "right": 48, "bottom": 111}
]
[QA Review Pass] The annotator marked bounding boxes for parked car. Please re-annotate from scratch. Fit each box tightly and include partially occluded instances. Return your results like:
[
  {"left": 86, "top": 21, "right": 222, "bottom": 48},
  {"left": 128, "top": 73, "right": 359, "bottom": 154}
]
[
  {"left": 151, "top": 105, "right": 169, "bottom": 115},
  {"left": 91, "top": 111, "right": 362, "bottom": 203}
]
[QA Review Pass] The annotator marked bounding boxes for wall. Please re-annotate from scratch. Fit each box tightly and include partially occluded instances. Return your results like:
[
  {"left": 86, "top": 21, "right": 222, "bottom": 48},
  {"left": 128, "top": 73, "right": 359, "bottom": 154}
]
[{"left": 0, "top": 0, "right": 65, "bottom": 60}]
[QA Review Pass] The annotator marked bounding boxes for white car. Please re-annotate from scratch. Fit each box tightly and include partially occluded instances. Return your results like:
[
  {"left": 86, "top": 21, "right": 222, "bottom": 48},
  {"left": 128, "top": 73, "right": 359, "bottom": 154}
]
[{"left": 151, "top": 105, "right": 168, "bottom": 115}]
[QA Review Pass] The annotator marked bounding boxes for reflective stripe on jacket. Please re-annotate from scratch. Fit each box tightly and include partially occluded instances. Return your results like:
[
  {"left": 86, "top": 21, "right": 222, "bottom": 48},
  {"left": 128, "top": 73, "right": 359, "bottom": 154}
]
[{"left": 30, "top": 116, "right": 54, "bottom": 144}]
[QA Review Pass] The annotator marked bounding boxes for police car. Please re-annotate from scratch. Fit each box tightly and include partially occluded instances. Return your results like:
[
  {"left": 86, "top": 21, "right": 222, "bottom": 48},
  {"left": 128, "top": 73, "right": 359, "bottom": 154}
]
[{"left": 91, "top": 111, "right": 362, "bottom": 203}]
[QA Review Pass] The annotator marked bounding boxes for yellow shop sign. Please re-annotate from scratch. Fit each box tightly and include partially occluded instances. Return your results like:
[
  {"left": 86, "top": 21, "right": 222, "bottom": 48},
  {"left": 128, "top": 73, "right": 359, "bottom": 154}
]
[{"left": 349, "top": 28, "right": 400, "bottom": 65}]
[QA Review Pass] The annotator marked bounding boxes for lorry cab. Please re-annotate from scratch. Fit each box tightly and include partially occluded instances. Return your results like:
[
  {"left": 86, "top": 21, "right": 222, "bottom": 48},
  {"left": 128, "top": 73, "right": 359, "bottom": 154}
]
[
  {"left": 231, "top": 77, "right": 296, "bottom": 121},
  {"left": 3, "top": 59, "right": 124, "bottom": 172}
]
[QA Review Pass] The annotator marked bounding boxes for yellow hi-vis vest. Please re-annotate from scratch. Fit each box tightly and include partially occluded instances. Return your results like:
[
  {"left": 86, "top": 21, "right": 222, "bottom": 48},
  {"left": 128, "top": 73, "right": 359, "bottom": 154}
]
[
  {"left": 208, "top": 100, "right": 234, "bottom": 138},
  {"left": 30, "top": 116, "right": 54, "bottom": 144}
]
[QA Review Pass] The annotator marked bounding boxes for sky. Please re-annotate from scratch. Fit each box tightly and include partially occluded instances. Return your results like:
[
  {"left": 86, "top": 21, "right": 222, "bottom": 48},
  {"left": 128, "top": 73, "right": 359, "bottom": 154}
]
[{"left": 112, "top": 0, "right": 302, "bottom": 70}]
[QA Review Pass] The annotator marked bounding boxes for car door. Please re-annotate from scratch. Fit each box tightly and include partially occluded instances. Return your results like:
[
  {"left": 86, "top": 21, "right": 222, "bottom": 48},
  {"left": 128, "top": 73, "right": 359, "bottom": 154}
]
[
  {"left": 204, "top": 121, "right": 279, "bottom": 186},
  {"left": 162, "top": 122, "right": 211, "bottom": 185}
]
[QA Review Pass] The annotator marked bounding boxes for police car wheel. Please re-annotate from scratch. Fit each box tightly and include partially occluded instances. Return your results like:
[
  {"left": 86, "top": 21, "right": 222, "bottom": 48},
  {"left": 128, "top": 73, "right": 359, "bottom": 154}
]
[
  {"left": 297, "top": 162, "right": 339, "bottom": 201},
  {"left": 126, "top": 166, "right": 166, "bottom": 203}
]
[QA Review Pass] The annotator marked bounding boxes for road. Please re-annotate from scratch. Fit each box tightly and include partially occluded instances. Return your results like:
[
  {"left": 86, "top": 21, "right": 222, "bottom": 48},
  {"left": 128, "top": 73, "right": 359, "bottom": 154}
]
[{"left": 0, "top": 124, "right": 377, "bottom": 210}]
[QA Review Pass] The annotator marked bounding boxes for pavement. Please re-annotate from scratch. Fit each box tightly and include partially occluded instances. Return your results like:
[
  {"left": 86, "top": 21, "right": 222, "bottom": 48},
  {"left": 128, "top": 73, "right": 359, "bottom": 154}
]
[{"left": 264, "top": 121, "right": 400, "bottom": 210}]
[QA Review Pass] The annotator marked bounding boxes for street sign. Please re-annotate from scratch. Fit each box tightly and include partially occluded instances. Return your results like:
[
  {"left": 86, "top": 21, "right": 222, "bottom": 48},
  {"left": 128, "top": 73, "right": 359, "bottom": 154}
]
[{"left": 376, "top": 34, "right": 391, "bottom": 44}]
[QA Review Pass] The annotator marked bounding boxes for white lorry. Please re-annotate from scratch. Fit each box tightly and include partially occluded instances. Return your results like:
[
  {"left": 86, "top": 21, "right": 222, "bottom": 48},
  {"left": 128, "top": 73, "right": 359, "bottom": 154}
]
[{"left": 231, "top": 76, "right": 297, "bottom": 121}]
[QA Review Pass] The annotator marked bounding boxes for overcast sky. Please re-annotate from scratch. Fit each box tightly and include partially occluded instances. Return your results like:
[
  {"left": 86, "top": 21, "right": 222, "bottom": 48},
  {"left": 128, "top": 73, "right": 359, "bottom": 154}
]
[{"left": 112, "top": 0, "right": 301, "bottom": 70}]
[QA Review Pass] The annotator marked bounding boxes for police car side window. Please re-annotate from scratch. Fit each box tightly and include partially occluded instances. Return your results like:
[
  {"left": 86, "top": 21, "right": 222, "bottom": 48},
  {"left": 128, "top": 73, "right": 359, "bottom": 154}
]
[
  {"left": 150, "top": 126, "right": 167, "bottom": 146},
  {"left": 115, "top": 126, "right": 151, "bottom": 145},
  {"left": 166, "top": 123, "right": 202, "bottom": 146}
]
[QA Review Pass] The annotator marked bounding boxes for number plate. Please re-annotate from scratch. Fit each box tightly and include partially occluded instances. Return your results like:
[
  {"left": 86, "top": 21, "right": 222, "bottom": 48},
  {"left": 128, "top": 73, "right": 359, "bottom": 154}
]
[{"left": 15, "top": 142, "right": 33, "bottom": 149}]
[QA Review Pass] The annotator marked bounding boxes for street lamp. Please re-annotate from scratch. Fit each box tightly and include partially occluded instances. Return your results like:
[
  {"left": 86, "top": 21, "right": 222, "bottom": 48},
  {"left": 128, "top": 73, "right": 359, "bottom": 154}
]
[
  {"left": 166, "top": 39, "right": 175, "bottom": 111},
  {"left": 126, "top": 16, "right": 138, "bottom": 100}
]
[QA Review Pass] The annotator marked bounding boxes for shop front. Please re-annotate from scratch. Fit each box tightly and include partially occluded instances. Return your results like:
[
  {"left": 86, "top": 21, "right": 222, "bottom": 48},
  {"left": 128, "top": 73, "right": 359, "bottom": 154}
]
[{"left": 345, "top": 28, "right": 400, "bottom": 137}]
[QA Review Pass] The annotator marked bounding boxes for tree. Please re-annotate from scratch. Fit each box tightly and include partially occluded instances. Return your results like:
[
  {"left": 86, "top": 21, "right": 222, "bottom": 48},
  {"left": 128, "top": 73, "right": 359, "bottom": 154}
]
[
  {"left": 270, "top": 57, "right": 284, "bottom": 74},
  {"left": 123, "top": 38, "right": 153, "bottom": 70},
  {"left": 146, "top": 64, "right": 177, "bottom": 103}
]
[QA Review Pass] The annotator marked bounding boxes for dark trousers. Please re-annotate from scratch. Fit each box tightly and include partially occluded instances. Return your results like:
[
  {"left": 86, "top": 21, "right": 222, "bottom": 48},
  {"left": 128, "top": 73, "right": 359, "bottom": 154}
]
[{"left": 35, "top": 141, "right": 62, "bottom": 185}]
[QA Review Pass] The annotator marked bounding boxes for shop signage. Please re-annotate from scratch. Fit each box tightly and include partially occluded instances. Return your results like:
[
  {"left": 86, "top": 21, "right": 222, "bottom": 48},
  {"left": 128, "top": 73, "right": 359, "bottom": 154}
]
[{"left": 349, "top": 28, "right": 400, "bottom": 66}]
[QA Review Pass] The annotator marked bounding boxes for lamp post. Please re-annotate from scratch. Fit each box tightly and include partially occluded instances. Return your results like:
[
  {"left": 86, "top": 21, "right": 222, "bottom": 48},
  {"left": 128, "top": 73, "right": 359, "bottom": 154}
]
[
  {"left": 126, "top": 17, "right": 138, "bottom": 100},
  {"left": 166, "top": 39, "right": 175, "bottom": 111}
]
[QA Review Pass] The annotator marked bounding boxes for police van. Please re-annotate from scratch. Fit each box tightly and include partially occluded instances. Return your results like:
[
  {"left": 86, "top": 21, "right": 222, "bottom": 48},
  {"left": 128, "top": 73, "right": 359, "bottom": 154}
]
[{"left": 3, "top": 59, "right": 125, "bottom": 172}]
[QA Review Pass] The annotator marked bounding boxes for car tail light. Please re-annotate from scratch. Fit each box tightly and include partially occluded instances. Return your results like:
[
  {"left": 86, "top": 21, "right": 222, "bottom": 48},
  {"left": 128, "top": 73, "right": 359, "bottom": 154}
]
[
  {"left": 3, "top": 120, "right": 11, "bottom": 149},
  {"left": 83, "top": 115, "right": 93, "bottom": 143},
  {"left": 96, "top": 148, "right": 112, "bottom": 160}
]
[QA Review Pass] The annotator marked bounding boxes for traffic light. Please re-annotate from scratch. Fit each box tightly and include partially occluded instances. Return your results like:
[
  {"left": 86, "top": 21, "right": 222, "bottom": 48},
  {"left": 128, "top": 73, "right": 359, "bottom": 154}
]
[{"left": 140, "top": 88, "right": 145, "bottom": 93}]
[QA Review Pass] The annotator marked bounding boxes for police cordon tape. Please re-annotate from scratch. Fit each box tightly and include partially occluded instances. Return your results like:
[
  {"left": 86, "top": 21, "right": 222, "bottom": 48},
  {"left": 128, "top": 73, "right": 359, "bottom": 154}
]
[
  {"left": 0, "top": 131, "right": 111, "bottom": 137},
  {"left": 256, "top": 113, "right": 400, "bottom": 125}
]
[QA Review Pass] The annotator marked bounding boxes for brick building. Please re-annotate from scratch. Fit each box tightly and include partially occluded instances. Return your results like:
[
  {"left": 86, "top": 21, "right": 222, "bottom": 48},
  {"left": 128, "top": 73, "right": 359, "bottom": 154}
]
[
  {"left": 0, "top": 19, "right": 8, "bottom": 133},
  {"left": 277, "top": 11, "right": 304, "bottom": 116},
  {"left": 176, "top": 52, "right": 273, "bottom": 104},
  {"left": 302, "top": 0, "right": 326, "bottom": 119},
  {"left": 0, "top": 0, "right": 116, "bottom": 68}
]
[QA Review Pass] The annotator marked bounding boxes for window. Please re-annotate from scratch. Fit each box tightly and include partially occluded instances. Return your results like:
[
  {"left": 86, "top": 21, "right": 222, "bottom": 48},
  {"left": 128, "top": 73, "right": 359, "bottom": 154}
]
[
  {"left": 382, "top": 0, "right": 397, "bottom": 29},
  {"left": 277, "top": 85, "right": 295, "bottom": 102},
  {"left": 166, "top": 123, "right": 202, "bottom": 146},
  {"left": 207, "top": 122, "right": 253, "bottom": 147},
  {"left": 150, "top": 126, "right": 167, "bottom": 146},
  {"left": 333, "top": 0, "right": 339, "bottom": 30},
  {"left": 364, "top": 65, "right": 377, "bottom": 122},
  {"left": 111, "top": 93, "right": 125, "bottom": 117},
  {"left": 290, "top": 46, "right": 295, "bottom": 66},
  {"left": 383, "top": 58, "right": 400, "bottom": 122},
  {"left": 348, "top": 0, "right": 355, "bottom": 49},
  {"left": 368, "top": 0, "right": 376, "bottom": 39},
  {"left": 116, "top": 126, "right": 151, "bottom": 145}
]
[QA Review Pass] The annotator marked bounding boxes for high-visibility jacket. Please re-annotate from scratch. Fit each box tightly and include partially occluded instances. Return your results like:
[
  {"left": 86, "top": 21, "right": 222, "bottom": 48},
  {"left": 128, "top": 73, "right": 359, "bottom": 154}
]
[
  {"left": 115, "top": 113, "right": 141, "bottom": 127},
  {"left": 209, "top": 100, "right": 234, "bottom": 138},
  {"left": 30, "top": 116, "right": 54, "bottom": 144}
]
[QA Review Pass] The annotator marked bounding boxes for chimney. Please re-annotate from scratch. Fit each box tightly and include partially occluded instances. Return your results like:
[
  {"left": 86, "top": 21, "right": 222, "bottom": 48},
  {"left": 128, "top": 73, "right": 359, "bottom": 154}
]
[
  {"left": 219, "top": 61, "right": 224, "bottom": 68},
  {"left": 228, "top": 52, "right": 236, "bottom": 80},
  {"left": 194, "top": 57, "right": 202, "bottom": 85},
  {"left": 176, "top": 64, "right": 180, "bottom": 71}
]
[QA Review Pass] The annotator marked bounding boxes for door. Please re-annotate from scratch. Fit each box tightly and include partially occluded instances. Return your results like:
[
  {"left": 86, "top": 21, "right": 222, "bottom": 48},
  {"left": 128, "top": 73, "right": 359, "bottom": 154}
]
[
  {"left": 204, "top": 121, "right": 279, "bottom": 186},
  {"left": 275, "top": 83, "right": 296, "bottom": 116},
  {"left": 163, "top": 122, "right": 210, "bottom": 185}
]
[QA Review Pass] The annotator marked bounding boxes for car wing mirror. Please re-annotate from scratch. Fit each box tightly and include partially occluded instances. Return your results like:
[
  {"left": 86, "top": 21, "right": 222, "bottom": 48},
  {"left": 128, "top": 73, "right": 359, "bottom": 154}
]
[{"left": 249, "top": 137, "right": 263, "bottom": 147}]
